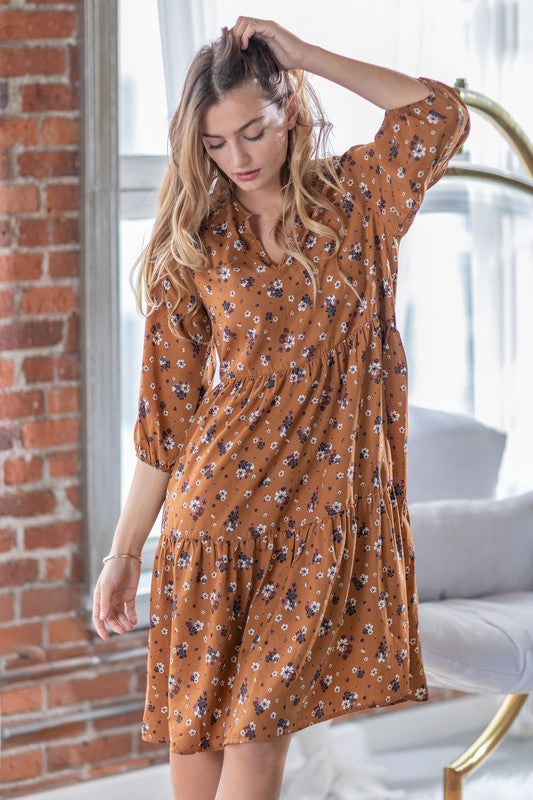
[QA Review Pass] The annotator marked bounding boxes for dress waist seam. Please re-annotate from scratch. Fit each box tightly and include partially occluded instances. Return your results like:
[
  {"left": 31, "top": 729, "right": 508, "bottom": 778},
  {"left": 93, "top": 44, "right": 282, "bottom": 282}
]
[{"left": 213, "top": 314, "right": 388, "bottom": 389}]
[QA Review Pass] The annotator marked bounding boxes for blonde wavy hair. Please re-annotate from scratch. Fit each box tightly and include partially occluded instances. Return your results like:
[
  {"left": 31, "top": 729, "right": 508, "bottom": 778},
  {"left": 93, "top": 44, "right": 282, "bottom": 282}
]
[{"left": 130, "top": 26, "right": 362, "bottom": 343}]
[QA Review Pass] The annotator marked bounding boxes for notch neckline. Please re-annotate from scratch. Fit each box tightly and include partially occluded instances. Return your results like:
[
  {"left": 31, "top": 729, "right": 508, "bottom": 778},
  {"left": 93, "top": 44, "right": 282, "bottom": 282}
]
[{"left": 231, "top": 195, "right": 296, "bottom": 270}]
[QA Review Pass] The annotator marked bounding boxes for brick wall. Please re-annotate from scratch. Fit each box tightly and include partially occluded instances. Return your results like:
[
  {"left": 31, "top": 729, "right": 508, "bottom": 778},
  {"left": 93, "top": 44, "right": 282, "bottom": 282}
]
[
  {"left": 0, "top": 3, "right": 171, "bottom": 797},
  {"left": 0, "top": 3, "right": 462, "bottom": 797}
]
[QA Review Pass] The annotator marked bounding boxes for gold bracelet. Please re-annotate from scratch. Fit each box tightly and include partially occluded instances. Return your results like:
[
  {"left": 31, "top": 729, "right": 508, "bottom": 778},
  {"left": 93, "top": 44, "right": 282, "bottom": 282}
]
[{"left": 102, "top": 553, "right": 143, "bottom": 565}]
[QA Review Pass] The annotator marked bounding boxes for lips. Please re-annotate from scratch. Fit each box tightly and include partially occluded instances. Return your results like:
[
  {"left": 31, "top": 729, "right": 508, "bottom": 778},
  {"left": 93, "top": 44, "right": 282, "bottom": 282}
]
[{"left": 235, "top": 169, "right": 260, "bottom": 180}]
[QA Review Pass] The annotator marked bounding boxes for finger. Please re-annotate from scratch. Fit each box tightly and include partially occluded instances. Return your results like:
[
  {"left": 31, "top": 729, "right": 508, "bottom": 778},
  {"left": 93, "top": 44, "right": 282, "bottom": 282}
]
[
  {"left": 98, "top": 585, "right": 111, "bottom": 622},
  {"left": 110, "top": 601, "right": 135, "bottom": 633},
  {"left": 92, "top": 593, "right": 109, "bottom": 640},
  {"left": 92, "top": 608, "right": 110, "bottom": 641},
  {"left": 104, "top": 615, "right": 126, "bottom": 636},
  {"left": 240, "top": 22, "right": 256, "bottom": 50},
  {"left": 229, "top": 17, "right": 245, "bottom": 40},
  {"left": 96, "top": 594, "right": 126, "bottom": 637},
  {"left": 115, "top": 609, "right": 133, "bottom": 631},
  {"left": 125, "top": 600, "right": 138, "bottom": 626}
]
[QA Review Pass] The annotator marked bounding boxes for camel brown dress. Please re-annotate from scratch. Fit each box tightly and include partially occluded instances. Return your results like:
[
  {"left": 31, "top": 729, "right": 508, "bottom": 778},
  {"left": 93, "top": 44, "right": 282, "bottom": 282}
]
[{"left": 135, "top": 76, "right": 470, "bottom": 754}]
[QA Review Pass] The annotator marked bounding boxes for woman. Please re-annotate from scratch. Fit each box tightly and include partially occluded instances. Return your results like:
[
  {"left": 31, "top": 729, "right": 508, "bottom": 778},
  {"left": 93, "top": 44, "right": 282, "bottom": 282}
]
[{"left": 93, "top": 16, "right": 470, "bottom": 800}]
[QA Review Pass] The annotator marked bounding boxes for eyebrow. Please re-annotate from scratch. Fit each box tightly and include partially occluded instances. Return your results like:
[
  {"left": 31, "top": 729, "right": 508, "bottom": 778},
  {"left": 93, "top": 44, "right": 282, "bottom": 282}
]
[{"left": 200, "top": 115, "right": 264, "bottom": 139}]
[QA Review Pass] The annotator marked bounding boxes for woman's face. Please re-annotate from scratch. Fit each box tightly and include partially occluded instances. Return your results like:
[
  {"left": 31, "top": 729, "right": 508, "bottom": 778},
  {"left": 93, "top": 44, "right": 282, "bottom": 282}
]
[{"left": 200, "top": 81, "right": 298, "bottom": 200}]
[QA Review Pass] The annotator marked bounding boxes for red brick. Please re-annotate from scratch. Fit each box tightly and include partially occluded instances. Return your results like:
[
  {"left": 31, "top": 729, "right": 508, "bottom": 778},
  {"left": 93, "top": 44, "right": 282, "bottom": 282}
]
[
  {"left": 0, "top": 117, "right": 39, "bottom": 147},
  {"left": 0, "top": 288, "right": 14, "bottom": 317},
  {"left": 0, "top": 149, "right": 9, "bottom": 179},
  {"left": 3, "top": 722, "right": 86, "bottom": 751},
  {"left": 71, "top": 549, "right": 83, "bottom": 582},
  {"left": 18, "top": 218, "right": 48, "bottom": 247},
  {"left": 93, "top": 709, "right": 144, "bottom": 732},
  {"left": 0, "top": 621, "right": 42, "bottom": 656},
  {"left": 21, "top": 584, "right": 82, "bottom": 618},
  {"left": 22, "top": 354, "right": 80, "bottom": 383},
  {"left": 18, "top": 216, "right": 79, "bottom": 247},
  {"left": 68, "top": 43, "right": 79, "bottom": 83},
  {"left": 45, "top": 554, "right": 69, "bottom": 580},
  {"left": 0, "top": 319, "right": 63, "bottom": 350},
  {"left": 65, "top": 483, "right": 80, "bottom": 510},
  {"left": 88, "top": 756, "right": 152, "bottom": 779},
  {"left": 48, "top": 448, "right": 79, "bottom": 477},
  {"left": 48, "top": 733, "right": 131, "bottom": 772},
  {"left": 22, "top": 417, "right": 79, "bottom": 448},
  {"left": 48, "top": 385, "right": 79, "bottom": 414},
  {"left": 0, "top": 11, "right": 77, "bottom": 40},
  {"left": 0, "top": 184, "right": 40, "bottom": 213},
  {"left": 4, "top": 455, "right": 43, "bottom": 485},
  {"left": 0, "top": 46, "right": 66, "bottom": 78},
  {"left": 45, "top": 182, "right": 79, "bottom": 212},
  {"left": 0, "top": 218, "right": 12, "bottom": 247},
  {"left": 48, "top": 672, "right": 130, "bottom": 708},
  {"left": 57, "top": 353, "right": 79, "bottom": 379},
  {"left": 24, "top": 519, "right": 81, "bottom": 550},
  {"left": 0, "top": 558, "right": 39, "bottom": 587},
  {"left": 0, "top": 684, "right": 43, "bottom": 715},
  {"left": 42, "top": 116, "right": 79, "bottom": 146},
  {"left": 49, "top": 249, "right": 78, "bottom": 277},
  {"left": 43, "top": 643, "right": 88, "bottom": 664},
  {"left": 0, "top": 389, "right": 44, "bottom": 420},
  {"left": 52, "top": 216, "right": 79, "bottom": 245},
  {"left": 0, "top": 252, "right": 43, "bottom": 282},
  {"left": 21, "top": 83, "right": 79, "bottom": 113},
  {"left": 0, "top": 748, "right": 43, "bottom": 781},
  {"left": 0, "top": 489, "right": 56, "bottom": 518},
  {"left": 0, "top": 590, "right": 15, "bottom": 621},
  {"left": 21, "top": 286, "right": 78, "bottom": 315},
  {"left": 23, "top": 355, "right": 54, "bottom": 382},
  {"left": 64, "top": 310, "right": 78, "bottom": 350},
  {"left": 0, "top": 528, "right": 16, "bottom": 552},
  {"left": 48, "top": 614, "right": 89, "bottom": 645},
  {"left": 18, "top": 149, "right": 79, "bottom": 178},
  {"left": 0, "top": 425, "right": 15, "bottom": 449}
]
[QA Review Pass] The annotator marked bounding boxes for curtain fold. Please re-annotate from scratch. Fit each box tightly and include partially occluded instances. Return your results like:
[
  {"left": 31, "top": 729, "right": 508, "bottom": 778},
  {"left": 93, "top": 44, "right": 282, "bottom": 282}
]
[{"left": 157, "top": 0, "right": 217, "bottom": 119}]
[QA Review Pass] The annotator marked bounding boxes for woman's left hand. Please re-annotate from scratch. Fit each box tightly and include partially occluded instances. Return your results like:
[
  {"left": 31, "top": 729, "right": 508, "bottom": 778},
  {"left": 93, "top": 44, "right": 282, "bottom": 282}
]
[{"left": 230, "top": 17, "right": 311, "bottom": 71}]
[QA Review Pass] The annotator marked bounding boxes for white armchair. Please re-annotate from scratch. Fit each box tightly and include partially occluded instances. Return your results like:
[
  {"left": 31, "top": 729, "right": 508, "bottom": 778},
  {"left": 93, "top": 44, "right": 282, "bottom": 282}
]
[{"left": 407, "top": 404, "right": 533, "bottom": 800}]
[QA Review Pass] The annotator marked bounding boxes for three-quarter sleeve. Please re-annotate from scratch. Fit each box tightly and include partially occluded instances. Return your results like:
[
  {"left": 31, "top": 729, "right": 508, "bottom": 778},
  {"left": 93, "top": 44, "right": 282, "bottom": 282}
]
[
  {"left": 338, "top": 76, "right": 471, "bottom": 239},
  {"left": 133, "top": 274, "right": 213, "bottom": 472}
]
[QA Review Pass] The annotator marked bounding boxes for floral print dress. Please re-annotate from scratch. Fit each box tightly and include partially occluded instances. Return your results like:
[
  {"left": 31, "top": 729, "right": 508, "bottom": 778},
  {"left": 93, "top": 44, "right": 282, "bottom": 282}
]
[{"left": 135, "top": 76, "right": 470, "bottom": 754}]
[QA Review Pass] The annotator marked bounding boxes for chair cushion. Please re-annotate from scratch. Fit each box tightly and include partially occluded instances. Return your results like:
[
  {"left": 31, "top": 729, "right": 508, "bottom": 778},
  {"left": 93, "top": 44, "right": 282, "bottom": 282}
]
[
  {"left": 418, "top": 591, "right": 533, "bottom": 693},
  {"left": 410, "top": 490, "right": 533, "bottom": 601},
  {"left": 407, "top": 404, "right": 506, "bottom": 502}
]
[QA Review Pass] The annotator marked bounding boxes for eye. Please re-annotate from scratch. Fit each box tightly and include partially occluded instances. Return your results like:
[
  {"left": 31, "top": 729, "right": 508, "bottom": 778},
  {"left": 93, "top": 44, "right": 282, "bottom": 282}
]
[
  {"left": 245, "top": 131, "right": 265, "bottom": 141},
  {"left": 206, "top": 130, "right": 265, "bottom": 151}
]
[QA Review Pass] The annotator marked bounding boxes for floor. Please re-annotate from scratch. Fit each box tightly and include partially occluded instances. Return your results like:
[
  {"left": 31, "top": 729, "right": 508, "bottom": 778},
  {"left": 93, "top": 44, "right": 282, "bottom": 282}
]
[{"left": 16, "top": 693, "right": 533, "bottom": 799}]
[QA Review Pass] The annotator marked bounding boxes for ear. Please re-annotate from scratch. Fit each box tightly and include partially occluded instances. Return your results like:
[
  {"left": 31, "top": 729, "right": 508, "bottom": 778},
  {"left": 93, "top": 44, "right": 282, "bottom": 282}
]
[{"left": 286, "top": 91, "right": 300, "bottom": 130}]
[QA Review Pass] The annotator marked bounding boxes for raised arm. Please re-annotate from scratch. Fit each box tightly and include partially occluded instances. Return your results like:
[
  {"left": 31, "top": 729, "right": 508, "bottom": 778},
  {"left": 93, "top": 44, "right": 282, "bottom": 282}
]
[
  {"left": 231, "top": 19, "right": 471, "bottom": 240},
  {"left": 301, "top": 47, "right": 432, "bottom": 111}
]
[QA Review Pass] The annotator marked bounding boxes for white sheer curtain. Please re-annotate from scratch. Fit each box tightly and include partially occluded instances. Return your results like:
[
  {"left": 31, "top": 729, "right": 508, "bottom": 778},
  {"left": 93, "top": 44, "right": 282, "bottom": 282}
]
[{"left": 157, "top": 0, "right": 218, "bottom": 119}]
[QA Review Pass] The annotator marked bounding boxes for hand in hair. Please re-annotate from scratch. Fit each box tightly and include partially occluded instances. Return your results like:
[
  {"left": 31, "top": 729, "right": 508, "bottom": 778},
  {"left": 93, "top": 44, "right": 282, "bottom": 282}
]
[{"left": 230, "top": 17, "right": 310, "bottom": 71}]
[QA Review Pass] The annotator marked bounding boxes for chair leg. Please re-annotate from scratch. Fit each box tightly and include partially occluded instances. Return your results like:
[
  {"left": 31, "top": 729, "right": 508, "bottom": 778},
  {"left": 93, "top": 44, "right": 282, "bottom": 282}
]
[{"left": 443, "top": 693, "right": 529, "bottom": 800}]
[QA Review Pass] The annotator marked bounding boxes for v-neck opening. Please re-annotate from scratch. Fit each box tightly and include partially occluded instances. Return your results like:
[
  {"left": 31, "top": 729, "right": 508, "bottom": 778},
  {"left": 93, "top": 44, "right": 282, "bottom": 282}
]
[{"left": 230, "top": 194, "right": 296, "bottom": 270}]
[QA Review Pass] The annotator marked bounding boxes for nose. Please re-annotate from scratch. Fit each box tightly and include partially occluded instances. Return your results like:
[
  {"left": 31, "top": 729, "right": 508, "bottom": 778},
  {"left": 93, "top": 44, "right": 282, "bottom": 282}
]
[{"left": 230, "top": 141, "right": 251, "bottom": 172}]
